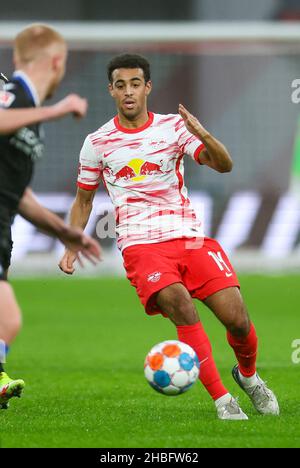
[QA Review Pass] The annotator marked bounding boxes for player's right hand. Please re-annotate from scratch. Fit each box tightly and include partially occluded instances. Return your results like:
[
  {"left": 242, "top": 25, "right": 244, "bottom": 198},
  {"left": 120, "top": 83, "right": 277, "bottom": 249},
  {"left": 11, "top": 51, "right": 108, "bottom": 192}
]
[
  {"left": 52, "top": 94, "right": 88, "bottom": 120},
  {"left": 59, "top": 249, "right": 77, "bottom": 275},
  {"left": 58, "top": 230, "right": 102, "bottom": 275}
]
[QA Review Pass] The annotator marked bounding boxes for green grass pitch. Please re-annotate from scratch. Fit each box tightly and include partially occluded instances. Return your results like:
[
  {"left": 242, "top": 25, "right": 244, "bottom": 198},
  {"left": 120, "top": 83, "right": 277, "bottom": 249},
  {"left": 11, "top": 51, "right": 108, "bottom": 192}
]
[{"left": 1, "top": 275, "right": 300, "bottom": 448}]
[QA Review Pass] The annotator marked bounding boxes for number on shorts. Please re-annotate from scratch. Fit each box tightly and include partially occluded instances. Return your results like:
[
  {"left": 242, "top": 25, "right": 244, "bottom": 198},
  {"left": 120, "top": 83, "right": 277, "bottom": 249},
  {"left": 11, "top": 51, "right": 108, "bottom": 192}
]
[{"left": 208, "top": 251, "right": 233, "bottom": 277}]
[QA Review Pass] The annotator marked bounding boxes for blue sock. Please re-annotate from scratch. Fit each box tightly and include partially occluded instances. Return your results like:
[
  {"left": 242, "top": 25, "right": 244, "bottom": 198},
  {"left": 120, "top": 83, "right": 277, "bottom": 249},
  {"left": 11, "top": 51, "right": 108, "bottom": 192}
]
[{"left": 0, "top": 341, "right": 9, "bottom": 372}]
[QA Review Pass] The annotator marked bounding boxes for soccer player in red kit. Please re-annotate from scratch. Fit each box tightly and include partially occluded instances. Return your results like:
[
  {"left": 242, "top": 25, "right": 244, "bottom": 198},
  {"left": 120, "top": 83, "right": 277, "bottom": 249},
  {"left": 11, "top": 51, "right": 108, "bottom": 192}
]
[{"left": 59, "top": 54, "right": 279, "bottom": 419}]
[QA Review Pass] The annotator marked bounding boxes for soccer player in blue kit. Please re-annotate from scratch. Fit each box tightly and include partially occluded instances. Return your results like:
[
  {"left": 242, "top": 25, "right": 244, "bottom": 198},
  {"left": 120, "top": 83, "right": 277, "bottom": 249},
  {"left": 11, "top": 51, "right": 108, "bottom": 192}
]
[{"left": 0, "top": 24, "right": 101, "bottom": 409}]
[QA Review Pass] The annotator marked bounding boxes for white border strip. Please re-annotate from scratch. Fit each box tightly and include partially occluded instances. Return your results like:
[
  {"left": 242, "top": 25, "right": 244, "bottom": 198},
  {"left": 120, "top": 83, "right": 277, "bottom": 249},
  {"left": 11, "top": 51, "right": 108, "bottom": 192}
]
[{"left": 1, "top": 21, "right": 300, "bottom": 44}]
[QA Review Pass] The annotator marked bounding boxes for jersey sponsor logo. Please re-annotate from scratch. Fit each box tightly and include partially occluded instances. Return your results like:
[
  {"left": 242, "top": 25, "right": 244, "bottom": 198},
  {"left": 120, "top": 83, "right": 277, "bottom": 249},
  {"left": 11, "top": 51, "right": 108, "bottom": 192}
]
[
  {"left": 10, "top": 127, "right": 44, "bottom": 161},
  {"left": 114, "top": 158, "right": 164, "bottom": 182},
  {"left": 0, "top": 90, "right": 16, "bottom": 108},
  {"left": 147, "top": 271, "right": 162, "bottom": 283}
]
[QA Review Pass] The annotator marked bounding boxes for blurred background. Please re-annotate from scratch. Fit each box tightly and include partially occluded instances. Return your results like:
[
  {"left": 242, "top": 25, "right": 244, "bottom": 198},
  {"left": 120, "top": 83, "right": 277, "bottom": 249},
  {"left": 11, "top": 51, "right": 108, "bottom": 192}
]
[{"left": 1, "top": 0, "right": 300, "bottom": 274}]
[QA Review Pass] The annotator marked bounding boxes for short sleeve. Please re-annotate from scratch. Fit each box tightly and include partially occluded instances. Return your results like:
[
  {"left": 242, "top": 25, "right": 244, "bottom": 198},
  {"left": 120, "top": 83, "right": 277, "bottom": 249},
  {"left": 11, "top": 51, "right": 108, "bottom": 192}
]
[
  {"left": 175, "top": 116, "right": 205, "bottom": 164},
  {"left": 77, "top": 136, "right": 102, "bottom": 191}
]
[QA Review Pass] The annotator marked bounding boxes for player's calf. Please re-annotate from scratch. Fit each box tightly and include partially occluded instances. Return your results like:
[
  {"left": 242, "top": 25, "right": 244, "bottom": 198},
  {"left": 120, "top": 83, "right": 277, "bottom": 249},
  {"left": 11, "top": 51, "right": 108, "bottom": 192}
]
[{"left": 0, "top": 281, "right": 22, "bottom": 343}]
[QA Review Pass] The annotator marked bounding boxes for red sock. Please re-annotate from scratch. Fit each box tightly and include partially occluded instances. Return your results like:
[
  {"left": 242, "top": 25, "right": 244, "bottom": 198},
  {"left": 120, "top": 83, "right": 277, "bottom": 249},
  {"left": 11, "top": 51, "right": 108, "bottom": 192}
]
[
  {"left": 227, "top": 322, "right": 258, "bottom": 377},
  {"left": 177, "top": 322, "right": 228, "bottom": 401}
]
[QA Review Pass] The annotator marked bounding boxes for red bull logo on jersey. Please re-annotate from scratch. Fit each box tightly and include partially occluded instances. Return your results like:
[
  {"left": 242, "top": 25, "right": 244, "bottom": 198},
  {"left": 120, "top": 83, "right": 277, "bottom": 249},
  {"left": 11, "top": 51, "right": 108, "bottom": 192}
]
[{"left": 114, "top": 158, "right": 163, "bottom": 182}]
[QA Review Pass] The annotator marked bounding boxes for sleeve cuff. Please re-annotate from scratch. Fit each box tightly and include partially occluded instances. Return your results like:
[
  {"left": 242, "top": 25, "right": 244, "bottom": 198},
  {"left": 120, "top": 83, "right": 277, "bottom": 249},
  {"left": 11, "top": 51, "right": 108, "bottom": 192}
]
[
  {"left": 194, "top": 144, "right": 205, "bottom": 164},
  {"left": 77, "top": 182, "right": 99, "bottom": 191}
]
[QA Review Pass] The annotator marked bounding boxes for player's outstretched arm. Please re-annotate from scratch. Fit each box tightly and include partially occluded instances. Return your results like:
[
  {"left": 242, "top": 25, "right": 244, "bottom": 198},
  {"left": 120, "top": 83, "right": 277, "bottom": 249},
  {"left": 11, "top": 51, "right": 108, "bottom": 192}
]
[
  {"left": 178, "top": 103, "right": 233, "bottom": 173},
  {"left": 0, "top": 94, "right": 87, "bottom": 135},
  {"left": 18, "top": 188, "right": 101, "bottom": 265},
  {"left": 59, "top": 187, "right": 97, "bottom": 275}
]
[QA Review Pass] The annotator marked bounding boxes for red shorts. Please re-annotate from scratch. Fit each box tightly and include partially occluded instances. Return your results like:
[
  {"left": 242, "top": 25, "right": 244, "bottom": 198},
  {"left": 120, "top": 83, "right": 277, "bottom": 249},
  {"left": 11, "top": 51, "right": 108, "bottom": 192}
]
[{"left": 122, "top": 237, "right": 240, "bottom": 316}]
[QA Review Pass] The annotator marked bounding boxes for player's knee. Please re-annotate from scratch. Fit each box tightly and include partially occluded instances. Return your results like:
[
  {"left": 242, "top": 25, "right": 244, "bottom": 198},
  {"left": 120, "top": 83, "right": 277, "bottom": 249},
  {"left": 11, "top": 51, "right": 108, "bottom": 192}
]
[
  {"left": 228, "top": 308, "right": 250, "bottom": 337},
  {"left": 225, "top": 298, "right": 250, "bottom": 336},
  {"left": 157, "top": 284, "right": 198, "bottom": 325},
  {"left": 171, "top": 296, "right": 198, "bottom": 325}
]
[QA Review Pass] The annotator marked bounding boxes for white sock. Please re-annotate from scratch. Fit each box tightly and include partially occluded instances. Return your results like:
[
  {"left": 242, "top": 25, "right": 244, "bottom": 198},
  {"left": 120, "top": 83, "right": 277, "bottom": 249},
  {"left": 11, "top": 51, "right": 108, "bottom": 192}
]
[
  {"left": 215, "top": 392, "right": 232, "bottom": 408},
  {"left": 238, "top": 369, "right": 259, "bottom": 388}
]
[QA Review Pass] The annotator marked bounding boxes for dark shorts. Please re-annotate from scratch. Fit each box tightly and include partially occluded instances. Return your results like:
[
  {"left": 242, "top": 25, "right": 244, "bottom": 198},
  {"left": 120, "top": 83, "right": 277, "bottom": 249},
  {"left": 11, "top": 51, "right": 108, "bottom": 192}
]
[
  {"left": 122, "top": 237, "right": 240, "bottom": 316},
  {"left": 0, "top": 220, "right": 13, "bottom": 281}
]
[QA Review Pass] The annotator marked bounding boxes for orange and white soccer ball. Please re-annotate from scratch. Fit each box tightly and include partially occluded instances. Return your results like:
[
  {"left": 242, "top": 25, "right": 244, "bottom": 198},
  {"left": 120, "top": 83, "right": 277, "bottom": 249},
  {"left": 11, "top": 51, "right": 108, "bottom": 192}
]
[{"left": 144, "top": 340, "right": 200, "bottom": 396}]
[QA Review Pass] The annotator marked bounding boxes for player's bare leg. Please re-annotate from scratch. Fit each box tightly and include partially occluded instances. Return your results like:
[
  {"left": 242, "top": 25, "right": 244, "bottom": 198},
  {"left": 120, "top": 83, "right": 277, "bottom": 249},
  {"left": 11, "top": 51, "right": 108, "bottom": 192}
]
[
  {"left": 155, "top": 283, "right": 248, "bottom": 420},
  {"left": 0, "top": 279, "right": 25, "bottom": 409},
  {"left": 204, "top": 287, "right": 279, "bottom": 415},
  {"left": 0, "top": 280, "right": 22, "bottom": 344}
]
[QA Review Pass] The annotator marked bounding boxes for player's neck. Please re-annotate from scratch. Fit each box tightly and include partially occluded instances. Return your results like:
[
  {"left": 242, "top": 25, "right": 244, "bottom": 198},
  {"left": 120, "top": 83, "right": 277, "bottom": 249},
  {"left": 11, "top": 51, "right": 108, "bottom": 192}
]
[
  {"left": 16, "top": 67, "right": 52, "bottom": 104},
  {"left": 117, "top": 110, "right": 150, "bottom": 129}
]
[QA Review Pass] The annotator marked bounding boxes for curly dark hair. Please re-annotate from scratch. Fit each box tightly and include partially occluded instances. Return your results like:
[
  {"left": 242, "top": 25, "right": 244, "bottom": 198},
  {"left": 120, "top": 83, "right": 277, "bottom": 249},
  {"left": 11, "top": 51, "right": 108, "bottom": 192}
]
[{"left": 107, "top": 54, "right": 151, "bottom": 83}]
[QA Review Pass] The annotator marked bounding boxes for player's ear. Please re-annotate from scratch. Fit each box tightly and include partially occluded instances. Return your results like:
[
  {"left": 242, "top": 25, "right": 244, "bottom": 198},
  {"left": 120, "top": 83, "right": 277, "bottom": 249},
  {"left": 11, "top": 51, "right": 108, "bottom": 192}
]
[
  {"left": 52, "top": 54, "right": 61, "bottom": 72},
  {"left": 51, "top": 54, "right": 65, "bottom": 82},
  {"left": 108, "top": 83, "right": 114, "bottom": 97},
  {"left": 145, "top": 80, "right": 152, "bottom": 96}
]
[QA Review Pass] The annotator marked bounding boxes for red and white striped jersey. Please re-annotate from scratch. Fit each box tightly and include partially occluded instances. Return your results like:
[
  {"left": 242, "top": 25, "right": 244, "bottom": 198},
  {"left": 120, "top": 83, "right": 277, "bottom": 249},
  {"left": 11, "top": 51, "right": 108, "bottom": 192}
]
[{"left": 77, "top": 112, "right": 205, "bottom": 251}]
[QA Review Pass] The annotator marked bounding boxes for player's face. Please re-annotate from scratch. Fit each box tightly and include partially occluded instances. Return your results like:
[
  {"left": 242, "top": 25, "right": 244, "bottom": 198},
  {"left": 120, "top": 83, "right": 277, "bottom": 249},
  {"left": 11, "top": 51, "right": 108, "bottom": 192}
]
[{"left": 109, "top": 68, "right": 152, "bottom": 120}]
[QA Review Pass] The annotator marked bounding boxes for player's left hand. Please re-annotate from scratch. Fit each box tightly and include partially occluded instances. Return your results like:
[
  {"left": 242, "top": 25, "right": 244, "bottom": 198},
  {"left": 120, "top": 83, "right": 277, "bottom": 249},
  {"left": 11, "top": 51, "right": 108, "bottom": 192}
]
[{"left": 178, "top": 104, "right": 207, "bottom": 137}]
